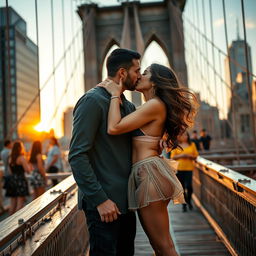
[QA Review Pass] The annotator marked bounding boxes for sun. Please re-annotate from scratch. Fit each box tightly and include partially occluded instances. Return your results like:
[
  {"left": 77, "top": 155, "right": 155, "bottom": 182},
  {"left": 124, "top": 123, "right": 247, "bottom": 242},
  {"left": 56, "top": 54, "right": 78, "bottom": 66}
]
[{"left": 34, "top": 122, "right": 51, "bottom": 133}]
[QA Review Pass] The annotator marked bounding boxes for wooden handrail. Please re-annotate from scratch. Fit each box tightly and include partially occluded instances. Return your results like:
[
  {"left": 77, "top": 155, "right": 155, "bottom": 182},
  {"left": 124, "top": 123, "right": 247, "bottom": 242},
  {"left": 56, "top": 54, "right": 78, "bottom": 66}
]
[
  {"left": 202, "top": 153, "right": 256, "bottom": 161},
  {"left": 200, "top": 148, "right": 255, "bottom": 155},
  {"left": 224, "top": 164, "right": 256, "bottom": 172},
  {"left": 0, "top": 175, "right": 77, "bottom": 248},
  {"left": 196, "top": 157, "right": 256, "bottom": 202}
]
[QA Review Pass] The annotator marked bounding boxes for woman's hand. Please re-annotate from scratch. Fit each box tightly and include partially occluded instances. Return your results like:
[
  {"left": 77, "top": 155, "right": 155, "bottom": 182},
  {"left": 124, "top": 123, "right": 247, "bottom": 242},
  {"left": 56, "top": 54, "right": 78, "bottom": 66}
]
[{"left": 100, "top": 78, "right": 122, "bottom": 97}]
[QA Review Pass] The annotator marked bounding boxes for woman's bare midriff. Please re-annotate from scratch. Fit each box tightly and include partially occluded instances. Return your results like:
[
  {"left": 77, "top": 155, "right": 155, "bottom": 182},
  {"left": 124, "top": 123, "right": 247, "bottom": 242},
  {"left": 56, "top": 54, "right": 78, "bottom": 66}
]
[{"left": 132, "top": 140, "right": 159, "bottom": 164}]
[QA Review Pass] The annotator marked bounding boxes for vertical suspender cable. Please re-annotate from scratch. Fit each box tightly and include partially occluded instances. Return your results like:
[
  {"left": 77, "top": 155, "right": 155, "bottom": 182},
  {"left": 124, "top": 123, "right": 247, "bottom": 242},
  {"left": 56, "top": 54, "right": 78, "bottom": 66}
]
[
  {"left": 240, "top": 0, "right": 256, "bottom": 152},
  {"left": 209, "top": 0, "right": 221, "bottom": 140},
  {"left": 50, "top": 0, "right": 56, "bottom": 129},
  {"left": 71, "top": 0, "right": 77, "bottom": 100},
  {"left": 194, "top": 0, "right": 206, "bottom": 103},
  {"left": 202, "top": 0, "right": 211, "bottom": 100},
  {"left": 209, "top": 0, "right": 218, "bottom": 108},
  {"left": 4, "top": 0, "right": 11, "bottom": 139},
  {"left": 218, "top": 49, "right": 226, "bottom": 140},
  {"left": 35, "top": 0, "right": 41, "bottom": 123},
  {"left": 61, "top": 0, "right": 68, "bottom": 106},
  {"left": 222, "top": 0, "right": 240, "bottom": 159}
]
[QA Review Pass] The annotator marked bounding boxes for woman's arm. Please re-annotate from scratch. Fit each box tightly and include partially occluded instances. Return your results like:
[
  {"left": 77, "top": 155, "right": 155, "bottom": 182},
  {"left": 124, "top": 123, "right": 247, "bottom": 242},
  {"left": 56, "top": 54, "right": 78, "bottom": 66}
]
[
  {"left": 36, "top": 154, "right": 46, "bottom": 177},
  {"left": 107, "top": 98, "right": 164, "bottom": 135},
  {"left": 102, "top": 79, "right": 165, "bottom": 135},
  {"left": 19, "top": 156, "right": 31, "bottom": 173},
  {"left": 171, "top": 154, "right": 190, "bottom": 160}
]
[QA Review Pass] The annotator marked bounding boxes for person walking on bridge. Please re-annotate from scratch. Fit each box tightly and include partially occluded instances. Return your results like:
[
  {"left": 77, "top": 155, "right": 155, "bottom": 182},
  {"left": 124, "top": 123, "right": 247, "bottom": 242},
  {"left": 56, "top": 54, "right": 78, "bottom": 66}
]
[
  {"left": 170, "top": 132, "right": 199, "bottom": 212},
  {"left": 69, "top": 49, "right": 141, "bottom": 256}
]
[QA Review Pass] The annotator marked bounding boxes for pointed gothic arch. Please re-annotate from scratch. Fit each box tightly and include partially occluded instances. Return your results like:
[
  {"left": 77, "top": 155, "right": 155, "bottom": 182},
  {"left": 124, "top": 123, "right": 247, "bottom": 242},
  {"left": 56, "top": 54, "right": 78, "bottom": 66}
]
[
  {"left": 100, "top": 39, "right": 120, "bottom": 80},
  {"left": 143, "top": 34, "right": 171, "bottom": 66},
  {"left": 78, "top": 0, "right": 187, "bottom": 106}
]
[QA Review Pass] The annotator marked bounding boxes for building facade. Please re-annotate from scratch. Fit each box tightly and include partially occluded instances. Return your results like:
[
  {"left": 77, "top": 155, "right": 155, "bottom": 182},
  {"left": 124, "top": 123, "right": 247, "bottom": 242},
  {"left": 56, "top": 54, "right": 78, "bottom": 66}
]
[
  {"left": 225, "top": 36, "right": 253, "bottom": 144},
  {"left": 0, "top": 7, "right": 40, "bottom": 146},
  {"left": 193, "top": 93, "right": 221, "bottom": 143}
]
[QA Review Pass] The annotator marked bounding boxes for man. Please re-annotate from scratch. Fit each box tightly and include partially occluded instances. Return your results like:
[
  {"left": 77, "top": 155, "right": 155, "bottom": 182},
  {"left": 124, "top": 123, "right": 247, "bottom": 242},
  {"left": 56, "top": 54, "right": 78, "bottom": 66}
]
[
  {"left": 0, "top": 140, "right": 12, "bottom": 213},
  {"left": 1, "top": 140, "right": 12, "bottom": 176},
  {"left": 191, "top": 130, "right": 201, "bottom": 151},
  {"left": 68, "top": 48, "right": 141, "bottom": 256},
  {"left": 200, "top": 129, "right": 212, "bottom": 151}
]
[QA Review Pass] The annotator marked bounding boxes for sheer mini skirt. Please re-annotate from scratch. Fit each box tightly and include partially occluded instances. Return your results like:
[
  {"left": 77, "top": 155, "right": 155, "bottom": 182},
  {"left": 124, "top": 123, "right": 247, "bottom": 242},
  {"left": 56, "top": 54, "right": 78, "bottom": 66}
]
[{"left": 128, "top": 156, "right": 185, "bottom": 210}]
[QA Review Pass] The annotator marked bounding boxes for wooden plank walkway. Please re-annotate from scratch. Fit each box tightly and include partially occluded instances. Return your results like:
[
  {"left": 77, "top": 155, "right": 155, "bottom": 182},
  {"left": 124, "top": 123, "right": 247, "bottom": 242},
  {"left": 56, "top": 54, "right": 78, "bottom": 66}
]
[{"left": 134, "top": 203, "right": 231, "bottom": 256}]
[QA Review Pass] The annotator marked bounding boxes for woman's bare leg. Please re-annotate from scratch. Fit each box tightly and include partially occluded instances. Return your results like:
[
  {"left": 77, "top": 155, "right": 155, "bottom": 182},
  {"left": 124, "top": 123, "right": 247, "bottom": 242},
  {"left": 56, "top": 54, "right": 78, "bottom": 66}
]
[
  {"left": 138, "top": 200, "right": 178, "bottom": 256},
  {"left": 9, "top": 198, "right": 17, "bottom": 215},
  {"left": 34, "top": 187, "right": 45, "bottom": 199},
  {"left": 16, "top": 197, "right": 25, "bottom": 212}
]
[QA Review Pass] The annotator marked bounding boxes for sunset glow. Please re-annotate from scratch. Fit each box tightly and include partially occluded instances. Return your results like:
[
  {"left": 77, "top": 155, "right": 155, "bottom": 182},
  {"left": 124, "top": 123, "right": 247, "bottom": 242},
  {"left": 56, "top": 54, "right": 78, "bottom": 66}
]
[{"left": 34, "top": 122, "right": 51, "bottom": 133}]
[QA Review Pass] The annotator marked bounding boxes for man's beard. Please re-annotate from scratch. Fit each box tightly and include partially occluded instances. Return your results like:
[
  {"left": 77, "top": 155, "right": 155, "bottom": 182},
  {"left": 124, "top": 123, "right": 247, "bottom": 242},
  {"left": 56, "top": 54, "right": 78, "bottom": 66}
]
[{"left": 123, "top": 75, "right": 137, "bottom": 91}]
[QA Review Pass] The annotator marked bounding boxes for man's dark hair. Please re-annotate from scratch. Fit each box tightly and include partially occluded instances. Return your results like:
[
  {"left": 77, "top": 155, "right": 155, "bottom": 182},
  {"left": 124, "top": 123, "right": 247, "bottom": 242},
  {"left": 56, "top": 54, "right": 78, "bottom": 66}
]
[
  {"left": 106, "top": 48, "right": 141, "bottom": 77},
  {"left": 193, "top": 130, "right": 197, "bottom": 133},
  {"left": 4, "top": 140, "right": 11, "bottom": 147},
  {"left": 201, "top": 128, "right": 206, "bottom": 132}
]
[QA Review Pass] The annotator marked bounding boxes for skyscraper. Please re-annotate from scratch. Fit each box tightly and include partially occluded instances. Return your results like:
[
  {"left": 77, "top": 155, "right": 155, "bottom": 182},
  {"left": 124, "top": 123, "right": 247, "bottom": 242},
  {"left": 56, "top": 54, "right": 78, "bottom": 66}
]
[
  {"left": 225, "top": 31, "right": 253, "bottom": 142},
  {"left": 0, "top": 7, "right": 40, "bottom": 146}
]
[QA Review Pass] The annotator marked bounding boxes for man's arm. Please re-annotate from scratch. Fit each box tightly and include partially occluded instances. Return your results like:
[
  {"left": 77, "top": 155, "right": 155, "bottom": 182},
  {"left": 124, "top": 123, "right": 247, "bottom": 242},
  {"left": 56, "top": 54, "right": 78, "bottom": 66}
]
[
  {"left": 69, "top": 95, "right": 108, "bottom": 207},
  {"left": 68, "top": 95, "right": 120, "bottom": 222}
]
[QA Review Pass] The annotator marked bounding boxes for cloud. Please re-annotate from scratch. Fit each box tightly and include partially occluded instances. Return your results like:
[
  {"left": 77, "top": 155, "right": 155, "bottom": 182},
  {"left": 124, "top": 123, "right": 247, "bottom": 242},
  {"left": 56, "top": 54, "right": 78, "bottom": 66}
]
[
  {"left": 246, "top": 21, "right": 256, "bottom": 29},
  {"left": 214, "top": 18, "right": 224, "bottom": 27}
]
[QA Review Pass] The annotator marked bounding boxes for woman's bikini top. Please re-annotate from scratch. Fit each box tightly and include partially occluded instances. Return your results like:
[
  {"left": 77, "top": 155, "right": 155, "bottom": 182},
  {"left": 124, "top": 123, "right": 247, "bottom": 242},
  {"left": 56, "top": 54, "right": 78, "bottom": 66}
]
[{"left": 132, "top": 128, "right": 161, "bottom": 143}]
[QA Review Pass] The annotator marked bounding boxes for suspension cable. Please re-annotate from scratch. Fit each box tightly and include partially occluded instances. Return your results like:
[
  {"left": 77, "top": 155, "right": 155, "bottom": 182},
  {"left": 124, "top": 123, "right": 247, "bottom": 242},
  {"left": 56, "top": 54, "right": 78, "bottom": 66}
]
[
  {"left": 209, "top": 0, "right": 218, "bottom": 108},
  {"left": 184, "top": 16, "right": 256, "bottom": 79},
  {"left": 186, "top": 45, "right": 249, "bottom": 153},
  {"left": 50, "top": 0, "right": 57, "bottom": 129},
  {"left": 222, "top": 0, "right": 240, "bottom": 159},
  {"left": 61, "top": 0, "right": 68, "bottom": 106},
  {"left": 35, "top": 0, "right": 41, "bottom": 122},
  {"left": 7, "top": 26, "right": 83, "bottom": 138},
  {"left": 185, "top": 26, "right": 247, "bottom": 106},
  {"left": 4, "top": 0, "right": 11, "bottom": 139}
]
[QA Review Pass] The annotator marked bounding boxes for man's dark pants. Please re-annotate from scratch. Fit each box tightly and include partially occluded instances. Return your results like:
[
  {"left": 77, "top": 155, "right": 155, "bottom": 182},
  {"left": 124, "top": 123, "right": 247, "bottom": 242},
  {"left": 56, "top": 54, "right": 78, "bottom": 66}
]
[{"left": 83, "top": 202, "right": 136, "bottom": 256}]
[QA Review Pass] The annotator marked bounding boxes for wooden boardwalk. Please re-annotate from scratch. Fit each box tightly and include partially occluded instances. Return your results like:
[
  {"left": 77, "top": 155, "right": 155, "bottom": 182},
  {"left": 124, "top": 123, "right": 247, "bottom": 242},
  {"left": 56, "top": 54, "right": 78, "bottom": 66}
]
[{"left": 134, "top": 203, "right": 230, "bottom": 256}]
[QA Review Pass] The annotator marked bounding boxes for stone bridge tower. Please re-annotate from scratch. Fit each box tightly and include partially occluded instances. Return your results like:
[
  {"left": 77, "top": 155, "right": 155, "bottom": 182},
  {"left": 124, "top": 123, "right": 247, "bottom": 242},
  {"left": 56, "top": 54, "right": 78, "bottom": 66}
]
[{"left": 78, "top": 0, "right": 187, "bottom": 105}]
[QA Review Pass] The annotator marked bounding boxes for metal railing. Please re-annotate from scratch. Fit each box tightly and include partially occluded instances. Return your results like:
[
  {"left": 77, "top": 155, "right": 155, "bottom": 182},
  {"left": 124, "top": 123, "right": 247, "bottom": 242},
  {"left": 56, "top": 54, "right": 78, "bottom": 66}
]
[
  {"left": 194, "top": 157, "right": 256, "bottom": 256},
  {"left": 0, "top": 175, "right": 89, "bottom": 256}
]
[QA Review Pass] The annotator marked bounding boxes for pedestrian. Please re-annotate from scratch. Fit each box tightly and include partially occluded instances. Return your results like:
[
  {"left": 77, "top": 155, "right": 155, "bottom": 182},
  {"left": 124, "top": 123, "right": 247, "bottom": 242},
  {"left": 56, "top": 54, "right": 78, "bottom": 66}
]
[
  {"left": 170, "top": 132, "right": 199, "bottom": 212},
  {"left": 1, "top": 140, "right": 12, "bottom": 176},
  {"left": 5, "top": 141, "right": 31, "bottom": 215},
  {"left": 200, "top": 128, "right": 212, "bottom": 150},
  {"left": 191, "top": 130, "right": 201, "bottom": 151},
  {"left": 0, "top": 140, "right": 12, "bottom": 213},
  {"left": 45, "top": 137, "right": 62, "bottom": 186},
  {"left": 69, "top": 48, "right": 141, "bottom": 256},
  {"left": 100, "top": 63, "right": 198, "bottom": 255},
  {"left": 29, "top": 141, "right": 46, "bottom": 199}
]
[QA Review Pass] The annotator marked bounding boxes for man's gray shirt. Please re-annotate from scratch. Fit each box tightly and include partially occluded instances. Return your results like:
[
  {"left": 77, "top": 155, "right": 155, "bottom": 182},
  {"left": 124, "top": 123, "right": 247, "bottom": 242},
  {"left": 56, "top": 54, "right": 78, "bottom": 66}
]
[
  {"left": 1, "top": 148, "right": 11, "bottom": 176},
  {"left": 68, "top": 87, "right": 135, "bottom": 213}
]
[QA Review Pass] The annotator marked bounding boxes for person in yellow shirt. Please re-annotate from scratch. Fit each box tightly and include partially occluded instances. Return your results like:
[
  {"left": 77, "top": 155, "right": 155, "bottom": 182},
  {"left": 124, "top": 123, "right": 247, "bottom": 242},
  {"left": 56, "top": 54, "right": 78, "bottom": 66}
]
[{"left": 170, "top": 132, "right": 199, "bottom": 212}]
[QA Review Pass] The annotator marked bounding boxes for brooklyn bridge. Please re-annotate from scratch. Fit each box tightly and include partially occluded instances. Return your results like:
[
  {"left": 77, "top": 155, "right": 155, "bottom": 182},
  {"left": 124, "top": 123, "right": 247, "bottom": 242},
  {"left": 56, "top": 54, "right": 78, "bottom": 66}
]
[{"left": 0, "top": 0, "right": 255, "bottom": 255}]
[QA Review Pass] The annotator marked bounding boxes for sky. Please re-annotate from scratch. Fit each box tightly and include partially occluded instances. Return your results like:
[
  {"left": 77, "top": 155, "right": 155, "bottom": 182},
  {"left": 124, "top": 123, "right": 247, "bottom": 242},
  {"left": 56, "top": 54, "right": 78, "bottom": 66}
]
[
  {"left": 1, "top": 0, "right": 255, "bottom": 136},
  {"left": 183, "top": 0, "right": 256, "bottom": 118}
]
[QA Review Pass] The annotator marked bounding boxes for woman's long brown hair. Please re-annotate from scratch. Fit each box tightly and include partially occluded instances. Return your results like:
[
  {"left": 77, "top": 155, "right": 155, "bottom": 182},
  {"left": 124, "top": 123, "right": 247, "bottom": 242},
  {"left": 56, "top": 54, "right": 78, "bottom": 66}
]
[
  {"left": 29, "top": 141, "right": 42, "bottom": 164},
  {"left": 150, "top": 63, "right": 198, "bottom": 149},
  {"left": 10, "top": 141, "right": 24, "bottom": 166}
]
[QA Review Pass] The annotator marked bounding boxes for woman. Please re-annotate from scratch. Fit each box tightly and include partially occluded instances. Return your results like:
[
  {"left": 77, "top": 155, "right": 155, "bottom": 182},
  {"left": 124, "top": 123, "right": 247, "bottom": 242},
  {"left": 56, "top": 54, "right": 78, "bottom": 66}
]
[
  {"left": 102, "top": 63, "right": 198, "bottom": 256},
  {"left": 29, "top": 141, "right": 46, "bottom": 199},
  {"left": 170, "top": 132, "right": 199, "bottom": 212},
  {"left": 45, "top": 137, "right": 62, "bottom": 186},
  {"left": 6, "top": 141, "right": 31, "bottom": 215}
]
